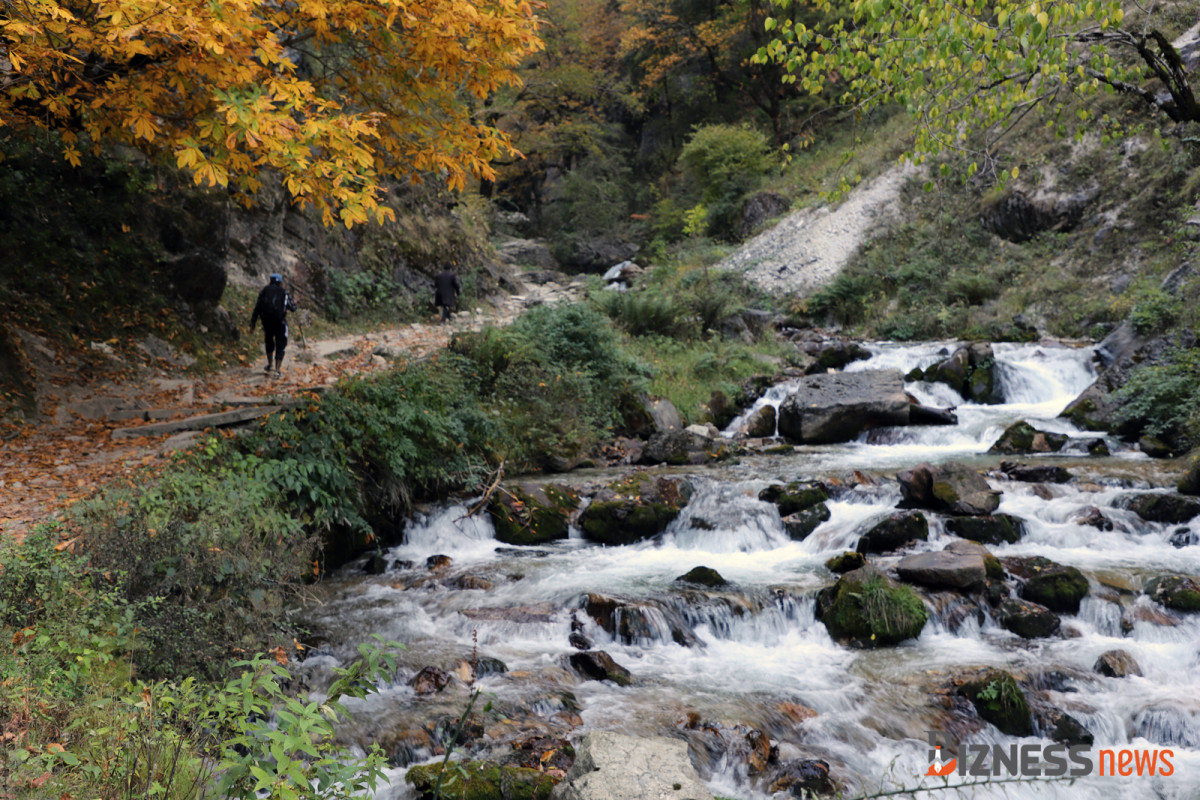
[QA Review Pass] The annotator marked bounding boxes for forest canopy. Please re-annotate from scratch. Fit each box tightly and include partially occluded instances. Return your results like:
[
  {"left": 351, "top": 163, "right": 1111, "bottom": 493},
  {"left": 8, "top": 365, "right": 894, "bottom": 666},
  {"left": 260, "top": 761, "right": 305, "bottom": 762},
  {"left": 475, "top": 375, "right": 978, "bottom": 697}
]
[{"left": 0, "top": 0, "right": 545, "bottom": 226}]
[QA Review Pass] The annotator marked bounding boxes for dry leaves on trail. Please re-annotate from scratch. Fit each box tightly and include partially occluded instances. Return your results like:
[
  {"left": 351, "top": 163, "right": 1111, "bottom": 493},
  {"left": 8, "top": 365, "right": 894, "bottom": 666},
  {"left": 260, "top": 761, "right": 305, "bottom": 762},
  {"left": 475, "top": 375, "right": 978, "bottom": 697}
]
[{"left": 1, "top": 320, "right": 462, "bottom": 541}]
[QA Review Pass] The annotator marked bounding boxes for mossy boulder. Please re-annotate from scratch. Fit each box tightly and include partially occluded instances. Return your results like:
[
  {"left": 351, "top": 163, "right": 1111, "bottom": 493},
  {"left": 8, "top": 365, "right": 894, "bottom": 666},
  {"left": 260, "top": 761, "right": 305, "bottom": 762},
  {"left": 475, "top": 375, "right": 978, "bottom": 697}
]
[
  {"left": 781, "top": 504, "right": 832, "bottom": 540},
  {"left": 988, "top": 421, "right": 1068, "bottom": 454},
  {"left": 1005, "top": 556, "right": 1089, "bottom": 613},
  {"left": 998, "top": 597, "right": 1061, "bottom": 639},
  {"left": 406, "top": 761, "right": 558, "bottom": 800},
  {"left": 825, "top": 551, "right": 866, "bottom": 573},
  {"left": 1145, "top": 574, "right": 1200, "bottom": 612},
  {"left": 758, "top": 481, "right": 829, "bottom": 516},
  {"left": 944, "top": 514, "right": 1026, "bottom": 545},
  {"left": 816, "top": 566, "right": 929, "bottom": 647},
  {"left": 1177, "top": 448, "right": 1200, "bottom": 495},
  {"left": 958, "top": 670, "right": 1032, "bottom": 737},
  {"left": 578, "top": 473, "right": 694, "bottom": 546},
  {"left": 856, "top": 512, "right": 929, "bottom": 553},
  {"left": 488, "top": 483, "right": 581, "bottom": 546},
  {"left": 898, "top": 462, "right": 1000, "bottom": 515},
  {"left": 675, "top": 566, "right": 728, "bottom": 588},
  {"left": 1121, "top": 493, "right": 1200, "bottom": 524}
]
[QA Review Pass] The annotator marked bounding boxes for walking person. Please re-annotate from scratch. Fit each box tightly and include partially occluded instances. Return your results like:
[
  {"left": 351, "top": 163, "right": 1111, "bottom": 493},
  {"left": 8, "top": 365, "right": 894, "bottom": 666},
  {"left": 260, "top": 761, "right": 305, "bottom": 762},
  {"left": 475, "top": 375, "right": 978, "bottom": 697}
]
[
  {"left": 433, "top": 263, "right": 461, "bottom": 324},
  {"left": 249, "top": 273, "right": 297, "bottom": 375}
]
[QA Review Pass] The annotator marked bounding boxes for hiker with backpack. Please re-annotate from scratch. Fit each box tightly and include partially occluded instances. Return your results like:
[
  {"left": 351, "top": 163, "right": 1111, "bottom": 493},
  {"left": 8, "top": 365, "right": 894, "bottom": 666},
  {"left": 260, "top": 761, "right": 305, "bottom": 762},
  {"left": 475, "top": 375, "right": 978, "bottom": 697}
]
[{"left": 249, "top": 273, "right": 298, "bottom": 374}]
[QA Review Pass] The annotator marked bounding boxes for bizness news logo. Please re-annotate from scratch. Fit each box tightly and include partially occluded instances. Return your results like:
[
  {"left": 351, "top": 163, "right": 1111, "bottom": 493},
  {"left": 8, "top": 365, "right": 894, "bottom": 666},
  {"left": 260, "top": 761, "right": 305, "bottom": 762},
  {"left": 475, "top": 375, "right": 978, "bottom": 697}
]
[{"left": 926, "top": 732, "right": 1176, "bottom": 778}]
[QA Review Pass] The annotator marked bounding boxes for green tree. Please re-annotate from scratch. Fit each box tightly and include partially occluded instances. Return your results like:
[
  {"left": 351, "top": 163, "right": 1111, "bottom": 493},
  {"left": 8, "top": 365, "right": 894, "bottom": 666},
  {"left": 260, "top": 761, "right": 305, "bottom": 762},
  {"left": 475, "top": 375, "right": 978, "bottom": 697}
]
[{"left": 755, "top": 0, "right": 1198, "bottom": 177}]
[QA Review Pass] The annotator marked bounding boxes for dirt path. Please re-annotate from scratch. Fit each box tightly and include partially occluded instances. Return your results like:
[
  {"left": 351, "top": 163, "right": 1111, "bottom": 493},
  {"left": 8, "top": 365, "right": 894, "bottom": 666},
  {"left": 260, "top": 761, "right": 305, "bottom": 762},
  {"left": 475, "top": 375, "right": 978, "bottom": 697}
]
[{"left": 1, "top": 282, "right": 575, "bottom": 540}]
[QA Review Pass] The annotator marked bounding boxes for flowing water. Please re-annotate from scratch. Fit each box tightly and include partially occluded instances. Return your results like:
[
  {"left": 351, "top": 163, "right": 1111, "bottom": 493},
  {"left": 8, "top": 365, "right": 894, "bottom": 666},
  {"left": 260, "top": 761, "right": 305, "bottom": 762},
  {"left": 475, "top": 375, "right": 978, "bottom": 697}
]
[{"left": 299, "top": 342, "right": 1200, "bottom": 799}]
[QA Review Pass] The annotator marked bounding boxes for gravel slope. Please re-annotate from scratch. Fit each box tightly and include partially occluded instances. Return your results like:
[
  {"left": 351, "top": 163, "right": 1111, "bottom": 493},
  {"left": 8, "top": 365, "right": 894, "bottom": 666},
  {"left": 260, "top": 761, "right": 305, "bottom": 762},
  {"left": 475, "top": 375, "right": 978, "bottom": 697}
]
[{"left": 720, "top": 162, "right": 919, "bottom": 296}]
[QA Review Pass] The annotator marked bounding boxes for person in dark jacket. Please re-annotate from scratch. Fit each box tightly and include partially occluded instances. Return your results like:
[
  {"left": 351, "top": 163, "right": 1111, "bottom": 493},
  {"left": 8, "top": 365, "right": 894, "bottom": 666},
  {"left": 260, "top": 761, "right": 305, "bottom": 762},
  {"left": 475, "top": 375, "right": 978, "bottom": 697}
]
[
  {"left": 249, "top": 273, "right": 297, "bottom": 374},
  {"left": 434, "top": 264, "right": 462, "bottom": 323}
]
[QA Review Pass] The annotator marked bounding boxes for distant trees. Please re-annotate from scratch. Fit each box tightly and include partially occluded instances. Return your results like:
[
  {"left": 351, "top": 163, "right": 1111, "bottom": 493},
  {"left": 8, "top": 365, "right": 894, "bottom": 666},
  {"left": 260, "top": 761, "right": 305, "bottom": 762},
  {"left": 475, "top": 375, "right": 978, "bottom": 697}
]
[
  {"left": 755, "top": 0, "right": 1199, "bottom": 177},
  {"left": 0, "top": 0, "right": 544, "bottom": 226}
]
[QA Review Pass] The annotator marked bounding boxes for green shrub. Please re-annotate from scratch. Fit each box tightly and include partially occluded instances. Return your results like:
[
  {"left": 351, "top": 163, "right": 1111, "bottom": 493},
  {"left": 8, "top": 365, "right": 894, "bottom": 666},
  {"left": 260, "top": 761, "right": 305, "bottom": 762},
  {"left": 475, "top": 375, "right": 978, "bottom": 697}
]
[
  {"left": 1113, "top": 348, "right": 1200, "bottom": 449},
  {"left": 1129, "top": 288, "right": 1182, "bottom": 335},
  {"left": 72, "top": 444, "right": 319, "bottom": 680},
  {"left": 807, "top": 273, "right": 877, "bottom": 325},
  {"left": 592, "top": 290, "right": 692, "bottom": 339},
  {"left": 679, "top": 124, "right": 775, "bottom": 204}
]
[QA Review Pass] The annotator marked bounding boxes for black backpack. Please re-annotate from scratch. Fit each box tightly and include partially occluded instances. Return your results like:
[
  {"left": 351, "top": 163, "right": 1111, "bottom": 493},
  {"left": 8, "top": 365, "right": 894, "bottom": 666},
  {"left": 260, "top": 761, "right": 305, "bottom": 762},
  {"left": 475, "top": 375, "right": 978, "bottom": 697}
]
[{"left": 258, "top": 284, "right": 290, "bottom": 325}]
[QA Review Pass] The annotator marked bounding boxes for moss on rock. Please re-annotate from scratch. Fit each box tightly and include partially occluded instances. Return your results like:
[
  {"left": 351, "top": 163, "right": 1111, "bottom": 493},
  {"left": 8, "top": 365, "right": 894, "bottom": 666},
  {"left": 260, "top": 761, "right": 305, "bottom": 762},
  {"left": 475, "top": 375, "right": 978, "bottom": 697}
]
[
  {"left": 959, "top": 670, "right": 1033, "bottom": 737},
  {"left": 578, "top": 473, "right": 694, "bottom": 546},
  {"left": 1145, "top": 574, "right": 1200, "bottom": 612},
  {"left": 488, "top": 483, "right": 581, "bottom": 546},
  {"left": 816, "top": 566, "right": 928, "bottom": 647},
  {"left": 406, "top": 761, "right": 558, "bottom": 800}
]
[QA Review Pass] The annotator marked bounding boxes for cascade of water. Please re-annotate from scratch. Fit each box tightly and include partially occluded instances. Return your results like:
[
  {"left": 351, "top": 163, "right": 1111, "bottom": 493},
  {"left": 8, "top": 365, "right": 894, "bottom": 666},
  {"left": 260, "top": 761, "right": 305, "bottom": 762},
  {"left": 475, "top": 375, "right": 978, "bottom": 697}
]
[{"left": 300, "top": 339, "right": 1200, "bottom": 800}]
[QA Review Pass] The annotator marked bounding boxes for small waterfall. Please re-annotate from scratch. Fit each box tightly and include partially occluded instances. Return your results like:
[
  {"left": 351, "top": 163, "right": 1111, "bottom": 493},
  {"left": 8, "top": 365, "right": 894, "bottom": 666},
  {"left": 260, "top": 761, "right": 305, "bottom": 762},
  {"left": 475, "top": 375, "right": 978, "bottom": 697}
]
[{"left": 391, "top": 502, "right": 498, "bottom": 560}]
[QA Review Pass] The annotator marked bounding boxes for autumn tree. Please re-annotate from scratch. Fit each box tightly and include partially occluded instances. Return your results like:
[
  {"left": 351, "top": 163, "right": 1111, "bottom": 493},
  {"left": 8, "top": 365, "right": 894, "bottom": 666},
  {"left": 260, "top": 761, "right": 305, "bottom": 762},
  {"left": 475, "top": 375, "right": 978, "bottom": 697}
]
[
  {"left": 0, "top": 0, "right": 544, "bottom": 226},
  {"left": 755, "top": 0, "right": 1199, "bottom": 177}
]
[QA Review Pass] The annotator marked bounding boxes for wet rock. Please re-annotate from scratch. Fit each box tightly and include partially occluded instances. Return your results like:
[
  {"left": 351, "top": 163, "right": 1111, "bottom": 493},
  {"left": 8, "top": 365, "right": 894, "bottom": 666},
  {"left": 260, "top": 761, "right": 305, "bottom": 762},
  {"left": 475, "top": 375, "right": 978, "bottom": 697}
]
[
  {"left": 567, "top": 651, "right": 632, "bottom": 686},
  {"left": 999, "top": 461, "right": 1073, "bottom": 483},
  {"left": 577, "top": 473, "right": 694, "bottom": 546},
  {"left": 925, "top": 347, "right": 970, "bottom": 395},
  {"left": 407, "top": 760, "right": 557, "bottom": 800},
  {"left": 768, "top": 759, "right": 836, "bottom": 796},
  {"left": 1145, "top": 574, "right": 1200, "bottom": 612},
  {"left": 583, "top": 594, "right": 700, "bottom": 647},
  {"left": 702, "top": 390, "right": 738, "bottom": 430},
  {"left": 908, "top": 403, "right": 958, "bottom": 426},
  {"left": 759, "top": 481, "right": 829, "bottom": 515},
  {"left": 945, "top": 513, "right": 1026, "bottom": 545},
  {"left": 452, "top": 574, "right": 496, "bottom": 591},
  {"left": 966, "top": 343, "right": 1004, "bottom": 405},
  {"left": 409, "top": 666, "right": 452, "bottom": 694},
  {"left": 896, "top": 546, "right": 987, "bottom": 590},
  {"left": 1121, "top": 493, "right": 1200, "bottom": 524},
  {"left": 745, "top": 405, "right": 776, "bottom": 438},
  {"left": 781, "top": 505, "right": 832, "bottom": 540},
  {"left": 777, "top": 370, "right": 910, "bottom": 444},
  {"left": 998, "top": 598, "right": 1061, "bottom": 639},
  {"left": 988, "top": 421, "right": 1069, "bottom": 454},
  {"left": 427, "top": 554, "right": 453, "bottom": 572},
  {"left": 675, "top": 566, "right": 729, "bottom": 588},
  {"left": 489, "top": 483, "right": 581, "bottom": 546},
  {"left": 856, "top": 511, "right": 929, "bottom": 553},
  {"left": 1170, "top": 528, "right": 1198, "bottom": 547},
  {"left": 897, "top": 461, "right": 1001, "bottom": 515},
  {"left": 363, "top": 553, "right": 389, "bottom": 574},
  {"left": 825, "top": 551, "right": 866, "bottom": 573},
  {"left": 379, "top": 728, "right": 433, "bottom": 767},
  {"left": 551, "top": 730, "right": 713, "bottom": 800},
  {"left": 640, "top": 429, "right": 692, "bottom": 466},
  {"left": 958, "top": 670, "right": 1033, "bottom": 736},
  {"left": 1045, "top": 710, "right": 1094, "bottom": 746},
  {"left": 1094, "top": 649, "right": 1143, "bottom": 678},
  {"left": 789, "top": 330, "right": 871, "bottom": 372},
  {"left": 1086, "top": 438, "right": 1111, "bottom": 456},
  {"left": 1177, "top": 448, "right": 1200, "bottom": 495},
  {"left": 1139, "top": 435, "right": 1174, "bottom": 458},
  {"left": 1073, "top": 506, "right": 1114, "bottom": 530},
  {"left": 816, "top": 565, "right": 929, "bottom": 647},
  {"left": 508, "top": 736, "right": 576, "bottom": 775},
  {"left": 1005, "top": 556, "right": 1090, "bottom": 614}
]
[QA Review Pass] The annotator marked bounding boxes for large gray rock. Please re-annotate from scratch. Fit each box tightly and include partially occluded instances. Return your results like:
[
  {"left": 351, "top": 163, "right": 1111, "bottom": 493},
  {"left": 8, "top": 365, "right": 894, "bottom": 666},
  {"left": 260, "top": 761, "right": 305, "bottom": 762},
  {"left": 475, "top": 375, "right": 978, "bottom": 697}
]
[
  {"left": 896, "top": 545, "right": 987, "bottom": 590},
  {"left": 777, "top": 370, "right": 909, "bottom": 444},
  {"left": 550, "top": 731, "right": 713, "bottom": 800}
]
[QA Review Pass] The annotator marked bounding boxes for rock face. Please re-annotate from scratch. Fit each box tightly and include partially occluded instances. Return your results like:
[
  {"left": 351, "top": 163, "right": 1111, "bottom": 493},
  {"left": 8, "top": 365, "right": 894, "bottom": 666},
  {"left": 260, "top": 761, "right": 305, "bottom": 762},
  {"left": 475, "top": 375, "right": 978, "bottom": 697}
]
[
  {"left": 577, "top": 473, "right": 694, "bottom": 545},
  {"left": 549, "top": 731, "right": 713, "bottom": 800},
  {"left": 816, "top": 565, "right": 929, "bottom": 647},
  {"left": 980, "top": 188, "right": 1096, "bottom": 243},
  {"left": 489, "top": 483, "right": 581, "bottom": 546},
  {"left": 897, "top": 461, "right": 1001, "bottom": 515},
  {"left": 777, "top": 370, "right": 910, "bottom": 444},
  {"left": 988, "top": 421, "right": 1069, "bottom": 454}
]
